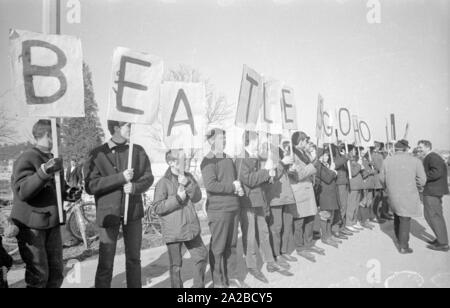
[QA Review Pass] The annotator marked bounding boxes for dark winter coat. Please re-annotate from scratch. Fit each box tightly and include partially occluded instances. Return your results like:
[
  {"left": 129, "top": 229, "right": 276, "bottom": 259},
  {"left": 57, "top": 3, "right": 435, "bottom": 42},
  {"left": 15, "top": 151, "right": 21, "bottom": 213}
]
[
  {"left": 84, "top": 142, "right": 154, "bottom": 228},
  {"left": 153, "top": 169, "right": 202, "bottom": 244},
  {"left": 314, "top": 162, "right": 340, "bottom": 211},
  {"left": 422, "top": 152, "right": 449, "bottom": 197}
]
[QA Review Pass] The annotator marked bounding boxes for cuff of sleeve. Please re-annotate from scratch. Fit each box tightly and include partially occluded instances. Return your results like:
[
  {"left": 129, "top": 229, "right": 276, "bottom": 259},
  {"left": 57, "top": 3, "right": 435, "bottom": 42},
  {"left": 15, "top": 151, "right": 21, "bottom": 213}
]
[
  {"left": 131, "top": 184, "right": 136, "bottom": 194},
  {"left": 37, "top": 165, "right": 52, "bottom": 181}
]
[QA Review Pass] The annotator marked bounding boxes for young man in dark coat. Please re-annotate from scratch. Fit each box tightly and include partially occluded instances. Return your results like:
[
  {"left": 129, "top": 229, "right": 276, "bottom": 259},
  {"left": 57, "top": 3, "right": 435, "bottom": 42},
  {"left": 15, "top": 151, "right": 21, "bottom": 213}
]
[
  {"left": 236, "top": 131, "right": 291, "bottom": 284},
  {"left": 0, "top": 235, "right": 13, "bottom": 288},
  {"left": 418, "top": 140, "right": 450, "bottom": 252},
  {"left": 153, "top": 149, "right": 207, "bottom": 288},
  {"left": 10, "top": 120, "right": 82, "bottom": 288},
  {"left": 84, "top": 121, "right": 154, "bottom": 288},
  {"left": 314, "top": 148, "right": 341, "bottom": 248},
  {"left": 200, "top": 128, "right": 245, "bottom": 288},
  {"left": 331, "top": 144, "right": 355, "bottom": 238}
]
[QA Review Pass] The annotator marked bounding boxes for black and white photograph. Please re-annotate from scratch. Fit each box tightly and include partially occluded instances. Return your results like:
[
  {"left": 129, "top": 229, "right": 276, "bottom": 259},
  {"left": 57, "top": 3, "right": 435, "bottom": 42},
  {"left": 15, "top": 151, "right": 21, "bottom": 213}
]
[{"left": 0, "top": 0, "right": 449, "bottom": 292}]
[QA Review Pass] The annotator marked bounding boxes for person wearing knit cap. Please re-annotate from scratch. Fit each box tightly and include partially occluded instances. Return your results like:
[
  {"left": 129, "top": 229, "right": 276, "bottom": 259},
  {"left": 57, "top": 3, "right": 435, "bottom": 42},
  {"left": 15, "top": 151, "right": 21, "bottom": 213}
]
[{"left": 379, "top": 139, "right": 427, "bottom": 254}]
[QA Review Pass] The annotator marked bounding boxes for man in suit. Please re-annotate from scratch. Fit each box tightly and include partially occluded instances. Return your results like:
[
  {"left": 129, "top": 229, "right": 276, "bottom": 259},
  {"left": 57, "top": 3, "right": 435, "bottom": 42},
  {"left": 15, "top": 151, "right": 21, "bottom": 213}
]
[
  {"left": 380, "top": 140, "right": 427, "bottom": 254},
  {"left": 84, "top": 120, "right": 154, "bottom": 288},
  {"left": 418, "top": 140, "right": 450, "bottom": 252}
]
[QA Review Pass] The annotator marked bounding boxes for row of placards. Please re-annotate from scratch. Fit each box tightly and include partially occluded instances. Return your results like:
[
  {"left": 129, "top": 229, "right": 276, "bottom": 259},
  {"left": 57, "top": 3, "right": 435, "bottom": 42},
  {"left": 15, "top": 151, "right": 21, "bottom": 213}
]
[
  {"left": 9, "top": 29, "right": 372, "bottom": 150},
  {"left": 9, "top": 30, "right": 207, "bottom": 149}
]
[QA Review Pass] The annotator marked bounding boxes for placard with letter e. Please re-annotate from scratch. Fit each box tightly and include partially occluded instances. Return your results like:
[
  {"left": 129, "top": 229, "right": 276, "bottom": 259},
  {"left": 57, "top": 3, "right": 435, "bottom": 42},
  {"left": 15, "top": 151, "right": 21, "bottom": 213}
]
[{"left": 107, "top": 46, "right": 163, "bottom": 124}]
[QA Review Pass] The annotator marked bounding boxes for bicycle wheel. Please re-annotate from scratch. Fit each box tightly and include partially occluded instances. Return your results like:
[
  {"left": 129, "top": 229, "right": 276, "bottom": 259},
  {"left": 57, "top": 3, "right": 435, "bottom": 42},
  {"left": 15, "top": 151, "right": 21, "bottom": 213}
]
[
  {"left": 68, "top": 202, "right": 99, "bottom": 242},
  {"left": 142, "top": 206, "right": 162, "bottom": 237}
]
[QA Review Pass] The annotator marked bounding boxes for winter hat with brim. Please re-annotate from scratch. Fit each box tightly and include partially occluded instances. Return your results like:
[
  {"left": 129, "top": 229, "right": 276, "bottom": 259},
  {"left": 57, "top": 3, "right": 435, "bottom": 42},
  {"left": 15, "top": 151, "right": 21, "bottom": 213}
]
[{"left": 395, "top": 139, "right": 410, "bottom": 150}]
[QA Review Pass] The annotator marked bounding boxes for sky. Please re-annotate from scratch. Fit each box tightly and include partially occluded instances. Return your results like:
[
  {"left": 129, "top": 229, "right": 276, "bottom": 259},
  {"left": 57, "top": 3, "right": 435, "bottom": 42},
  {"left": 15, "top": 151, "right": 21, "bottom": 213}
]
[{"left": 0, "top": 0, "right": 449, "bottom": 152}]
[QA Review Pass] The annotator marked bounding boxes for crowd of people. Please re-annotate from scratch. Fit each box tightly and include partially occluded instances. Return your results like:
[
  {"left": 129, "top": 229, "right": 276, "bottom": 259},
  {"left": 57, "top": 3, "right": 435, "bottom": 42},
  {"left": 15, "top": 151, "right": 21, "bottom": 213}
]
[{"left": 0, "top": 119, "right": 448, "bottom": 288}]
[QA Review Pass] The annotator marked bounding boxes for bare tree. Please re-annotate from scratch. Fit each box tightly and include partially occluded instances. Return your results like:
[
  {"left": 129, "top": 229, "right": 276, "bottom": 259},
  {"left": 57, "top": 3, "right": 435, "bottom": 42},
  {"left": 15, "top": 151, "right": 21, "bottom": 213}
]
[
  {"left": 138, "top": 65, "right": 233, "bottom": 172},
  {"left": 142, "top": 65, "right": 233, "bottom": 147}
]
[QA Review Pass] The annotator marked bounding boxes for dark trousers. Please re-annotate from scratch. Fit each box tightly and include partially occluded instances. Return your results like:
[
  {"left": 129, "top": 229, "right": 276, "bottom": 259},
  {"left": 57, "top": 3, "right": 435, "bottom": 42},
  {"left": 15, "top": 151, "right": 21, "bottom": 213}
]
[
  {"left": 95, "top": 219, "right": 142, "bottom": 288},
  {"left": 335, "top": 185, "right": 349, "bottom": 229},
  {"left": 240, "top": 207, "right": 274, "bottom": 268},
  {"left": 0, "top": 277, "right": 7, "bottom": 288},
  {"left": 373, "top": 189, "right": 389, "bottom": 218},
  {"left": 394, "top": 214, "right": 411, "bottom": 249},
  {"left": 207, "top": 210, "right": 239, "bottom": 287},
  {"left": 167, "top": 234, "right": 208, "bottom": 288},
  {"left": 294, "top": 215, "right": 315, "bottom": 251},
  {"left": 17, "top": 225, "right": 64, "bottom": 288},
  {"left": 423, "top": 195, "right": 449, "bottom": 245},
  {"left": 269, "top": 204, "right": 295, "bottom": 257}
]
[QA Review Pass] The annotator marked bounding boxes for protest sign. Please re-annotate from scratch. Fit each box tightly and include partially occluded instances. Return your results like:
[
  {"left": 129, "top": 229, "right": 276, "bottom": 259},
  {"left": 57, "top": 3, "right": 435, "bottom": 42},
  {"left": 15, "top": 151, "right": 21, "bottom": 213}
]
[
  {"left": 338, "top": 107, "right": 352, "bottom": 141},
  {"left": 316, "top": 94, "right": 324, "bottom": 142},
  {"left": 9, "top": 29, "right": 84, "bottom": 118},
  {"left": 235, "top": 65, "right": 264, "bottom": 130},
  {"left": 358, "top": 119, "right": 372, "bottom": 147},
  {"left": 322, "top": 109, "right": 335, "bottom": 143},
  {"left": 390, "top": 113, "right": 397, "bottom": 141},
  {"left": 281, "top": 86, "right": 298, "bottom": 131},
  {"left": 257, "top": 79, "right": 283, "bottom": 134},
  {"left": 161, "top": 82, "right": 206, "bottom": 150},
  {"left": 107, "top": 46, "right": 163, "bottom": 124},
  {"left": 337, "top": 107, "right": 353, "bottom": 178}
]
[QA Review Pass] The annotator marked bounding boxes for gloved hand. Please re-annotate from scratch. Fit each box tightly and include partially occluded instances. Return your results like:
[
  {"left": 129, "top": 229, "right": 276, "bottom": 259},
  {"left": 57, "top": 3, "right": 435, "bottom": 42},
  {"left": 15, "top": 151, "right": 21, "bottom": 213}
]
[
  {"left": 66, "top": 187, "right": 82, "bottom": 202},
  {"left": 42, "top": 158, "right": 63, "bottom": 175}
]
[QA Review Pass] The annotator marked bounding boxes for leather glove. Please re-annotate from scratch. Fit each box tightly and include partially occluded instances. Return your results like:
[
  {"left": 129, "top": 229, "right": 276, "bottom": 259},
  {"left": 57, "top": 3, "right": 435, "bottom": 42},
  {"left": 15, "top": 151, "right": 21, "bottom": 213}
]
[{"left": 42, "top": 158, "right": 63, "bottom": 174}]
